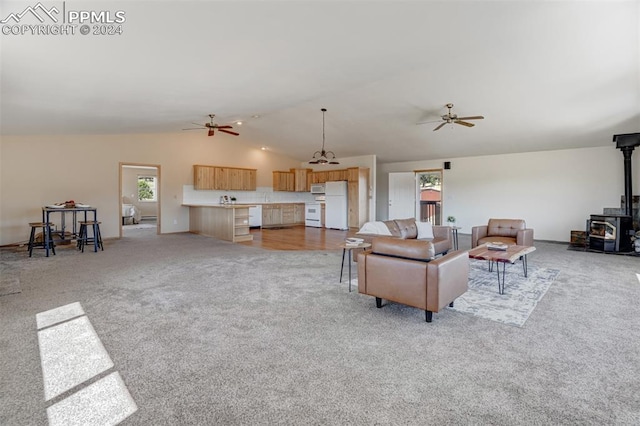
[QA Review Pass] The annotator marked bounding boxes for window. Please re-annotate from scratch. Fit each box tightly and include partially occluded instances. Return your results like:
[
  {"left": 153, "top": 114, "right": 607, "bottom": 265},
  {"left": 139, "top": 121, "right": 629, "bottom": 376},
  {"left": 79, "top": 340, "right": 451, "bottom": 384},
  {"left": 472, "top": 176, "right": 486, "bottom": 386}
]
[{"left": 137, "top": 176, "right": 157, "bottom": 202}]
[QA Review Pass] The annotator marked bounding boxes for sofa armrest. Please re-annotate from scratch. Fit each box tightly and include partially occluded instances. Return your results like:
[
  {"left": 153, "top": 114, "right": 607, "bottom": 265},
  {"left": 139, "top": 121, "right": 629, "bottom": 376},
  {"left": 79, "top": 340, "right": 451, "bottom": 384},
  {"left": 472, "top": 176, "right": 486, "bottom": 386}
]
[
  {"left": 471, "top": 225, "right": 488, "bottom": 248},
  {"left": 517, "top": 228, "right": 534, "bottom": 246},
  {"left": 426, "top": 250, "right": 469, "bottom": 312},
  {"left": 432, "top": 225, "right": 451, "bottom": 242}
]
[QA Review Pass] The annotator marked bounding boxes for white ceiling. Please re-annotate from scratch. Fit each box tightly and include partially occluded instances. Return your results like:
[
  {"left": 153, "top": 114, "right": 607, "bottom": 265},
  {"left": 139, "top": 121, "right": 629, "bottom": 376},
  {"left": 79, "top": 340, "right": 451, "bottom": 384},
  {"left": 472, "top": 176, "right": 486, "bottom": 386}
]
[{"left": 1, "top": 0, "right": 639, "bottom": 163}]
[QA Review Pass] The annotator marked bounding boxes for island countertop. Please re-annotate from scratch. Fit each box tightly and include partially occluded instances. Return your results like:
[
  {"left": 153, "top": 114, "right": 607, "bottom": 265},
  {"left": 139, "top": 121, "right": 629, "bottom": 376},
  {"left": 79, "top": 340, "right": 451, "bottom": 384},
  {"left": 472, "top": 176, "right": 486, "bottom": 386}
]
[{"left": 184, "top": 204, "right": 254, "bottom": 242}]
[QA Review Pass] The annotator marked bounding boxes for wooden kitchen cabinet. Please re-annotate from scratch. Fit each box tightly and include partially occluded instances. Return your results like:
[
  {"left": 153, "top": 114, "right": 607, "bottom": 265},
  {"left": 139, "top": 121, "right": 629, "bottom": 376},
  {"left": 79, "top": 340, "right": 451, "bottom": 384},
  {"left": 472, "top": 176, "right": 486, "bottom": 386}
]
[
  {"left": 193, "top": 165, "right": 256, "bottom": 191},
  {"left": 347, "top": 167, "right": 369, "bottom": 229},
  {"left": 291, "top": 168, "right": 312, "bottom": 192},
  {"left": 214, "top": 167, "right": 229, "bottom": 190},
  {"left": 273, "top": 171, "right": 295, "bottom": 191},
  {"left": 187, "top": 204, "right": 253, "bottom": 242},
  {"left": 305, "top": 166, "right": 370, "bottom": 228},
  {"left": 311, "top": 171, "right": 328, "bottom": 184},
  {"left": 261, "top": 203, "right": 305, "bottom": 228},
  {"left": 281, "top": 204, "right": 295, "bottom": 225},
  {"left": 328, "top": 170, "right": 348, "bottom": 182},
  {"left": 294, "top": 203, "right": 305, "bottom": 224},
  {"left": 262, "top": 204, "right": 282, "bottom": 227},
  {"left": 194, "top": 165, "right": 216, "bottom": 190}
]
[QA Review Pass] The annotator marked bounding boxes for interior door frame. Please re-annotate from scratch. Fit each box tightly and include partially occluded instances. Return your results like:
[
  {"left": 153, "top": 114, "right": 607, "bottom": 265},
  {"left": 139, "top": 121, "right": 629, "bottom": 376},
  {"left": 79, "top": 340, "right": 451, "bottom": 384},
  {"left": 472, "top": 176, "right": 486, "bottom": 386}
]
[
  {"left": 414, "top": 168, "right": 443, "bottom": 225},
  {"left": 119, "top": 162, "right": 161, "bottom": 238}
]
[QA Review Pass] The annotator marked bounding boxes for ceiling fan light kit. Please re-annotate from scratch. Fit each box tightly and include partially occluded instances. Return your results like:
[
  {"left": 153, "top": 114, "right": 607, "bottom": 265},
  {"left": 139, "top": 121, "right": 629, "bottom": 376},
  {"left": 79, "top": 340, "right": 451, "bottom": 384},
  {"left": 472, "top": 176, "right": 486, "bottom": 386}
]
[
  {"left": 182, "top": 114, "right": 239, "bottom": 137},
  {"left": 309, "top": 108, "right": 339, "bottom": 165},
  {"left": 426, "top": 103, "right": 484, "bottom": 131}
]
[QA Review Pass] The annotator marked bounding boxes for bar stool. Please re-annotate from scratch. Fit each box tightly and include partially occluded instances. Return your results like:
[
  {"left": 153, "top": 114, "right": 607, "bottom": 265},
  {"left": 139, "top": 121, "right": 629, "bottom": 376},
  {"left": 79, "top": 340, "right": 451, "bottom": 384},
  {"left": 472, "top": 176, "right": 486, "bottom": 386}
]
[
  {"left": 28, "top": 222, "right": 56, "bottom": 257},
  {"left": 77, "top": 221, "right": 104, "bottom": 253}
]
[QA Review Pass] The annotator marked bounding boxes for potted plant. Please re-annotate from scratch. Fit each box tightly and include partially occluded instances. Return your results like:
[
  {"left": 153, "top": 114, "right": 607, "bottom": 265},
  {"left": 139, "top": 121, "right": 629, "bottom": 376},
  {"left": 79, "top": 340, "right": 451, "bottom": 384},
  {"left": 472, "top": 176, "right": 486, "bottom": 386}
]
[
  {"left": 230, "top": 196, "right": 237, "bottom": 204},
  {"left": 446, "top": 215, "right": 456, "bottom": 225}
]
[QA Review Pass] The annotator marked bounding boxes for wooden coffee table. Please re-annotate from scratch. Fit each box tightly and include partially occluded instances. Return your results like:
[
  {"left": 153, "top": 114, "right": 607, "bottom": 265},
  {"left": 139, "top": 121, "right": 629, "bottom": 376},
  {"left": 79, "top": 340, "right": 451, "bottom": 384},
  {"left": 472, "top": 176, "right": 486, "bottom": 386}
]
[{"left": 467, "top": 244, "right": 536, "bottom": 294}]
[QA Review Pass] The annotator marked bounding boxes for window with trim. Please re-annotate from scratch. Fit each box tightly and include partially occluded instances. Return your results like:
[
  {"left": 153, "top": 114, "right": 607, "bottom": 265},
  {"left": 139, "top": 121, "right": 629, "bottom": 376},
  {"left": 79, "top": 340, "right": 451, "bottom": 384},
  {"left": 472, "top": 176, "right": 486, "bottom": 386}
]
[{"left": 137, "top": 176, "right": 157, "bottom": 202}]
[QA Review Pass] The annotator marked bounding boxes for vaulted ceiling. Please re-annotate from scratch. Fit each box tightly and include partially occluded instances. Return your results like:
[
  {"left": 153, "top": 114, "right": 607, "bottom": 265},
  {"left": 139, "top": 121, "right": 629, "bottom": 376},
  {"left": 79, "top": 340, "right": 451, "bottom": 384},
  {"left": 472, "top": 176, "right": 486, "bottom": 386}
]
[{"left": 1, "top": 1, "right": 638, "bottom": 163}]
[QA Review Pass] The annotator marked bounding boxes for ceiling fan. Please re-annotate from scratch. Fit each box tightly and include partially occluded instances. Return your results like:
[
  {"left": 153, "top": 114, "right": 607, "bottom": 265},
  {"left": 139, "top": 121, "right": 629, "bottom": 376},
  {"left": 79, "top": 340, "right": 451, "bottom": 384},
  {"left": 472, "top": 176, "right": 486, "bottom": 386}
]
[
  {"left": 183, "top": 114, "right": 239, "bottom": 137},
  {"left": 422, "top": 103, "right": 484, "bottom": 131}
]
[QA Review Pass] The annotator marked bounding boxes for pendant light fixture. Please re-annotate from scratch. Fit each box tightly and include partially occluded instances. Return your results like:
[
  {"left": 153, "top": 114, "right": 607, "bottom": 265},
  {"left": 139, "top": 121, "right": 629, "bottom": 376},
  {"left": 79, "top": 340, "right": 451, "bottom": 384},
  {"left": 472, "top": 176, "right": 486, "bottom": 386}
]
[{"left": 309, "top": 108, "right": 339, "bottom": 165}]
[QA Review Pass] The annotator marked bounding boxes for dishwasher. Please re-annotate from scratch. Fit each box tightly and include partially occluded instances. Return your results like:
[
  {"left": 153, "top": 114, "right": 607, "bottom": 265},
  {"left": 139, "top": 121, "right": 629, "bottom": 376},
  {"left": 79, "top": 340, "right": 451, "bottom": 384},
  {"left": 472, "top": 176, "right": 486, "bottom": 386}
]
[{"left": 249, "top": 205, "right": 262, "bottom": 228}]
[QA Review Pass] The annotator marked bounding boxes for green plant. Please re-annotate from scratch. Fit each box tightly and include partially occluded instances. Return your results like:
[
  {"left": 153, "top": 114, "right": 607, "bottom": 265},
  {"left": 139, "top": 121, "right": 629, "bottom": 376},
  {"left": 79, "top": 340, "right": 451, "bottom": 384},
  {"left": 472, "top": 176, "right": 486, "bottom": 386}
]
[
  {"left": 446, "top": 216, "right": 456, "bottom": 223},
  {"left": 138, "top": 179, "right": 154, "bottom": 200}
]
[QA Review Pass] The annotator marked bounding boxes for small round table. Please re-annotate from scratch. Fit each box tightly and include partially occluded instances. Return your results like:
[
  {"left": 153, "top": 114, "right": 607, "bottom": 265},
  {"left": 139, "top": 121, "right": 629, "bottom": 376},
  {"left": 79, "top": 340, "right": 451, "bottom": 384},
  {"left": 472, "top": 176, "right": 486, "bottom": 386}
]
[
  {"left": 339, "top": 242, "right": 372, "bottom": 292},
  {"left": 451, "top": 226, "right": 462, "bottom": 250}
]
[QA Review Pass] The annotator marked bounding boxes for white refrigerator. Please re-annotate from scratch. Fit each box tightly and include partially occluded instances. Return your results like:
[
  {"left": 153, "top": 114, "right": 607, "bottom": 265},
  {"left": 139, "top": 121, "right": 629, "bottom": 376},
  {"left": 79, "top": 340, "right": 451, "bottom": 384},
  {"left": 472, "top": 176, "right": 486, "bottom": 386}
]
[{"left": 325, "top": 181, "right": 348, "bottom": 230}]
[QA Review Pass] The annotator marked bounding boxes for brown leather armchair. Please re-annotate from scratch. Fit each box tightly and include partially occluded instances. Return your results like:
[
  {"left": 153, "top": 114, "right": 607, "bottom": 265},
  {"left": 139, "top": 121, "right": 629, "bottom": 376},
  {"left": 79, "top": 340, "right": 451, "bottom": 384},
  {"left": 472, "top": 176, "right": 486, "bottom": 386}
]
[
  {"left": 357, "top": 238, "right": 469, "bottom": 322},
  {"left": 471, "top": 218, "right": 534, "bottom": 248}
]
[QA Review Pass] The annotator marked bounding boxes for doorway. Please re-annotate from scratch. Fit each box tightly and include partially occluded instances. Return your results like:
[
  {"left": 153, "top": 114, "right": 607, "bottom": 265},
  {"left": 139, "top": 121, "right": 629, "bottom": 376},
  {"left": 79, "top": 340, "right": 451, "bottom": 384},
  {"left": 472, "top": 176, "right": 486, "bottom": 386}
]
[
  {"left": 388, "top": 169, "right": 444, "bottom": 224},
  {"left": 119, "top": 163, "right": 161, "bottom": 237},
  {"left": 416, "top": 169, "right": 443, "bottom": 225},
  {"left": 388, "top": 172, "right": 416, "bottom": 220}
]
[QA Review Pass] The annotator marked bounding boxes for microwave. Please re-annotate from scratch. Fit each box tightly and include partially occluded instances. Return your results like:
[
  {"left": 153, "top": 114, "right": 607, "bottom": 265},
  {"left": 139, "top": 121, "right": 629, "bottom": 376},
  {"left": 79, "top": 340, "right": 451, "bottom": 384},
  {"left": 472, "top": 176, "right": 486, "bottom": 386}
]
[{"left": 310, "top": 183, "right": 325, "bottom": 194}]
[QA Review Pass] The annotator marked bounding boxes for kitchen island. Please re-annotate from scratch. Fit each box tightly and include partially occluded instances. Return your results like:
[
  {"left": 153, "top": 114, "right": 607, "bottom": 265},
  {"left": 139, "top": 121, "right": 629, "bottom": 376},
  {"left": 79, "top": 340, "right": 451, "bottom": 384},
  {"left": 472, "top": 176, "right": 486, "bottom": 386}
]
[{"left": 183, "top": 203, "right": 256, "bottom": 242}]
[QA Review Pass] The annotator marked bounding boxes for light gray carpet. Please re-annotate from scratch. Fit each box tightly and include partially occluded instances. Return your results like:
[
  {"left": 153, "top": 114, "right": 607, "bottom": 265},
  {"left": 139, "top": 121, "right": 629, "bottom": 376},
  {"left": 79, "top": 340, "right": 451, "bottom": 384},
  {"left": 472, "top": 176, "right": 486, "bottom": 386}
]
[
  {"left": 0, "top": 260, "right": 21, "bottom": 297},
  {"left": 1, "top": 231, "right": 639, "bottom": 425},
  {"left": 452, "top": 261, "right": 560, "bottom": 327}
]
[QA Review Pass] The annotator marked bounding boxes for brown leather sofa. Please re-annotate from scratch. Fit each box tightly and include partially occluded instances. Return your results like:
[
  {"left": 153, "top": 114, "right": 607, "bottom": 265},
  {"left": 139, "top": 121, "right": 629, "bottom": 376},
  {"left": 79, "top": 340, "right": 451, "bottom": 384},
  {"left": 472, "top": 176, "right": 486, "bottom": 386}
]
[
  {"left": 471, "top": 218, "right": 534, "bottom": 248},
  {"left": 356, "top": 218, "right": 452, "bottom": 257},
  {"left": 357, "top": 238, "right": 469, "bottom": 322}
]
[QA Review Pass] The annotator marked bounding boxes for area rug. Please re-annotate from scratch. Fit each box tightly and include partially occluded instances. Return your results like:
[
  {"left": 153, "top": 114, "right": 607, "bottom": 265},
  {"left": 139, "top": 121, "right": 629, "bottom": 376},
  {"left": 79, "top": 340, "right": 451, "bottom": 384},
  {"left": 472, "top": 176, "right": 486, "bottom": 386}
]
[{"left": 450, "top": 260, "right": 560, "bottom": 327}]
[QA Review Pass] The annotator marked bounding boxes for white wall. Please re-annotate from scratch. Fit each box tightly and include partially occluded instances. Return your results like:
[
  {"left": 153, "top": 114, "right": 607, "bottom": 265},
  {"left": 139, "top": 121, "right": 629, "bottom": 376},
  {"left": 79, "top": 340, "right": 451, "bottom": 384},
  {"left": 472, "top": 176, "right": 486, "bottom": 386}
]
[{"left": 378, "top": 146, "right": 640, "bottom": 242}]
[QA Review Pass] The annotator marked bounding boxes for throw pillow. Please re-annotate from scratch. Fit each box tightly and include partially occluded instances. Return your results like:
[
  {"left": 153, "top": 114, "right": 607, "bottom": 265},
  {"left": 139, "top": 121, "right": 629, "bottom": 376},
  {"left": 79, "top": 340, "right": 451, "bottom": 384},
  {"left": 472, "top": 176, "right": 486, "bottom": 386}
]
[{"left": 416, "top": 221, "right": 434, "bottom": 239}]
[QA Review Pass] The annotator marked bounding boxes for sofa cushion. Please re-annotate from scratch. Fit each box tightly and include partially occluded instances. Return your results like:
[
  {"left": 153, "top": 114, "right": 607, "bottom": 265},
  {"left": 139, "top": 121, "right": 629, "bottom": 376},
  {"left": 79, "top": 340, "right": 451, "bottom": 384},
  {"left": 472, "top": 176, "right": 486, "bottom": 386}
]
[
  {"left": 415, "top": 221, "right": 434, "bottom": 239},
  {"left": 372, "top": 237, "right": 435, "bottom": 261},
  {"left": 383, "top": 220, "right": 402, "bottom": 237},
  {"left": 395, "top": 218, "right": 418, "bottom": 239},
  {"left": 487, "top": 219, "right": 525, "bottom": 238}
]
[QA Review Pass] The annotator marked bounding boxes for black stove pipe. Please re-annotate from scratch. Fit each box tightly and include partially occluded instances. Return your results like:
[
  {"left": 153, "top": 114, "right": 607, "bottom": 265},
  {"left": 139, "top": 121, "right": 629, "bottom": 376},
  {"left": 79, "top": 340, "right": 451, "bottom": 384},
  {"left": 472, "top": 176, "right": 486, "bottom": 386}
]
[{"left": 613, "top": 133, "right": 640, "bottom": 216}]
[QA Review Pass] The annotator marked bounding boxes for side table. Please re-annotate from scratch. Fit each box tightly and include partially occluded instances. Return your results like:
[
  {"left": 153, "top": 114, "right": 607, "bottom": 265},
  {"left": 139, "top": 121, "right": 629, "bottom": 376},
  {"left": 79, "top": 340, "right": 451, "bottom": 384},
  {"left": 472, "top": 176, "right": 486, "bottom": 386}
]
[
  {"left": 338, "top": 242, "right": 371, "bottom": 292},
  {"left": 451, "top": 226, "right": 461, "bottom": 250}
]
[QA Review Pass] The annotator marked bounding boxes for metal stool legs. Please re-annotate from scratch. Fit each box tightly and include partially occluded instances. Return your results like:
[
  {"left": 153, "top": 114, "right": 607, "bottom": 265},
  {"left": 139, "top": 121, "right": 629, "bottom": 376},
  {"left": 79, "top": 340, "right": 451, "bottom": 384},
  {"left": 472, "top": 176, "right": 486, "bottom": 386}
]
[
  {"left": 77, "top": 221, "right": 103, "bottom": 253},
  {"left": 28, "top": 222, "right": 56, "bottom": 257}
]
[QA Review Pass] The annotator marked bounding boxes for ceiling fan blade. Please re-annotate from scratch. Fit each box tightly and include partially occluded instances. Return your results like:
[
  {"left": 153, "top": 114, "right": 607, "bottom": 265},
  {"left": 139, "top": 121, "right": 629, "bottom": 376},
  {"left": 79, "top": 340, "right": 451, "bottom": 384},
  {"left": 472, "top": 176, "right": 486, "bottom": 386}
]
[
  {"left": 218, "top": 129, "right": 239, "bottom": 136},
  {"left": 216, "top": 125, "right": 233, "bottom": 129},
  {"left": 454, "top": 120, "right": 475, "bottom": 127},
  {"left": 208, "top": 129, "right": 215, "bottom": 137},
  {"left": 182, "top": 127, "right": 205, "bottom": 130},
  {"left": 417, "top": 119, "right": 442, "bottom": 125},
  {"left": 433, "top": 122, "right": 447, "bottom": 131},
  {"left": 456, "top": 116, "right": 484, "bottom": 120}
]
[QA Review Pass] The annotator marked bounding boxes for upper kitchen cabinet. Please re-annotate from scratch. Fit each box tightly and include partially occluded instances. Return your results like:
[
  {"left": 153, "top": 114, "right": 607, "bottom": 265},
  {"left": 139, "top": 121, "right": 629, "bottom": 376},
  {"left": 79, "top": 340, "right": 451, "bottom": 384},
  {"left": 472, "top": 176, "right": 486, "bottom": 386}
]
[
  {"left": 309, "top": 169, "right": 348, "bottom": 184},
  {"left": 194, "top": 165, "right": 257, "bottom": 191},
  {"left": 273, "top": 169, "right": 312, "bottom": 192},
  {"left": 273, "top": 171, "right": 295, "bottom": 191},
  {"left": 291, "top": 168, "right": 312, "bottom": 192},
  {"left": 194, "top": 165, "right": 216, "bottom": 190}
]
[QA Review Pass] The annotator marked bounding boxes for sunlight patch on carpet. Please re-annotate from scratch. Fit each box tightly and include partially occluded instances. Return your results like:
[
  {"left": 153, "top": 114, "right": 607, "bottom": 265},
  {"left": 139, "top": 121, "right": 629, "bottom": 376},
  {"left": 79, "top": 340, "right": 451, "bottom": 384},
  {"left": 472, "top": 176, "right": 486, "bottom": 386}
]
[{"left": 451, "top": 261, "right": 560, "bottom": 327}]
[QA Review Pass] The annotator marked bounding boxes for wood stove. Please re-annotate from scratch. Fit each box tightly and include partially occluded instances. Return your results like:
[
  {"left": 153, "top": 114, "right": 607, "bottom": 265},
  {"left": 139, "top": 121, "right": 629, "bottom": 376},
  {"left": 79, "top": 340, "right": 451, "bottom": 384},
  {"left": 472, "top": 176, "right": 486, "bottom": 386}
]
[{"left": 588, "top": 214, "right": 633, "bottom": 253}]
